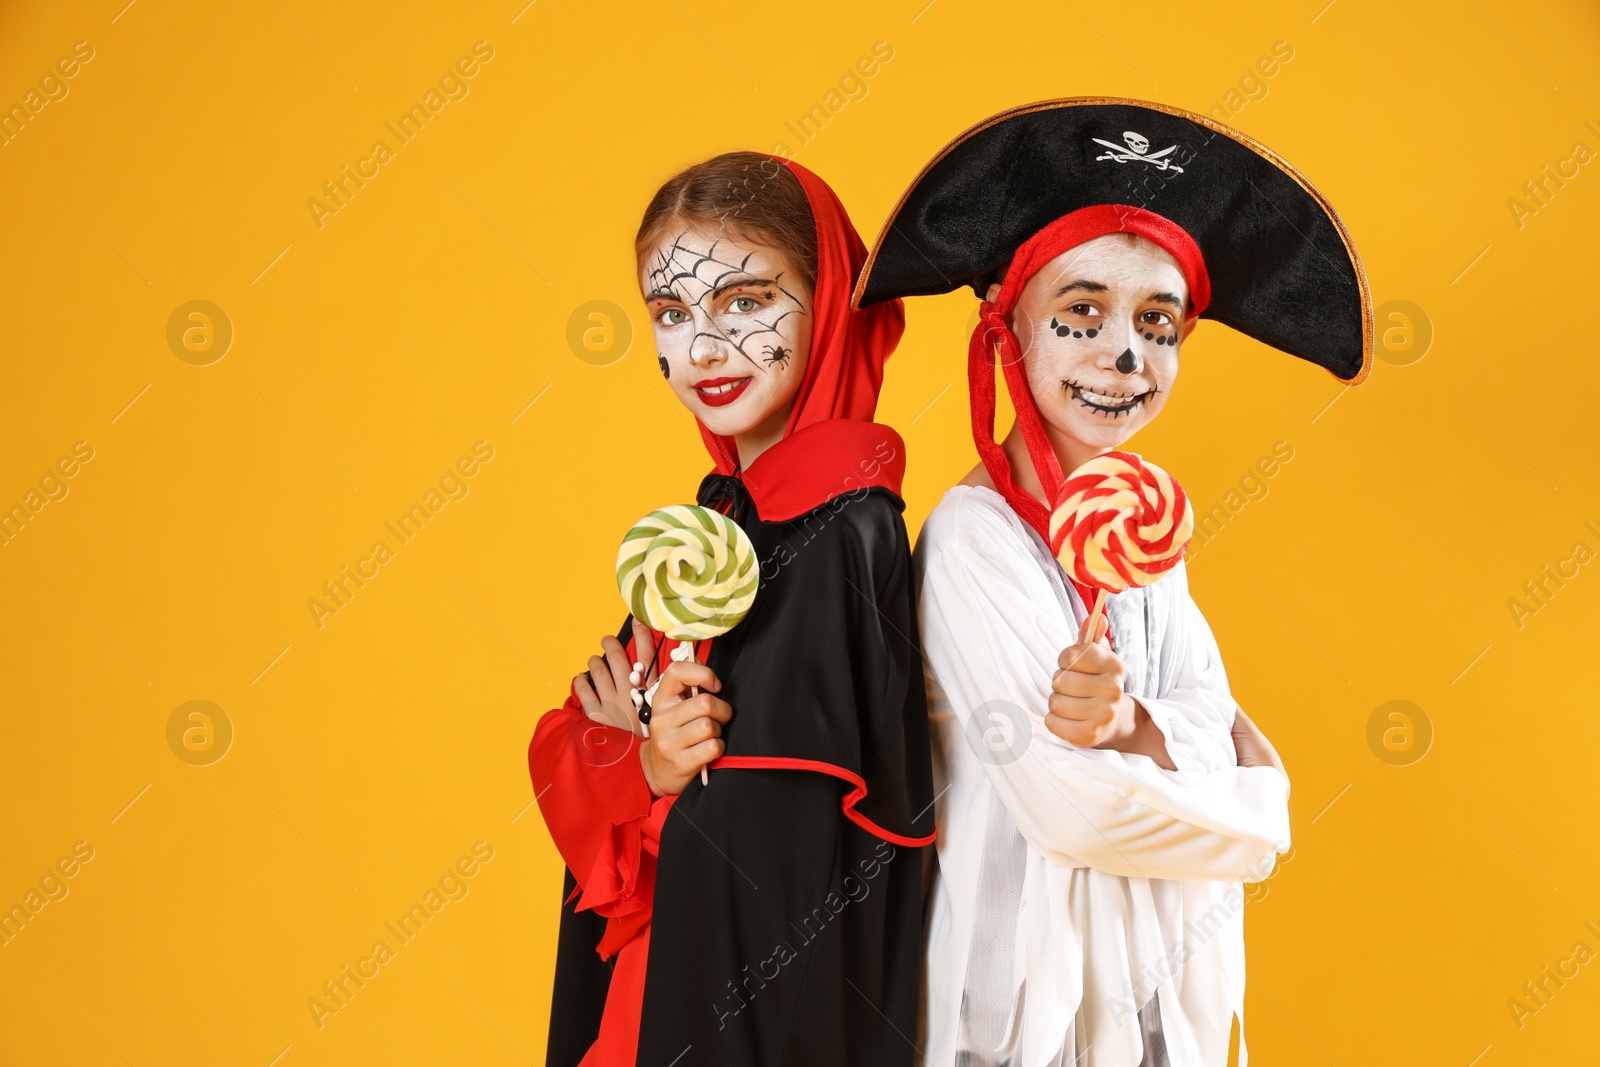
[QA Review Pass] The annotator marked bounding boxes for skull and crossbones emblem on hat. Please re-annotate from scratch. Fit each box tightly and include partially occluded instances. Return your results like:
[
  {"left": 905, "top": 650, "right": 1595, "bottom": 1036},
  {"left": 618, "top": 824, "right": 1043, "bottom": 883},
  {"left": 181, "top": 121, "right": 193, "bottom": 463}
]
[{"left": 1092, "top": 130, "right": 1185, "bottom": 173}]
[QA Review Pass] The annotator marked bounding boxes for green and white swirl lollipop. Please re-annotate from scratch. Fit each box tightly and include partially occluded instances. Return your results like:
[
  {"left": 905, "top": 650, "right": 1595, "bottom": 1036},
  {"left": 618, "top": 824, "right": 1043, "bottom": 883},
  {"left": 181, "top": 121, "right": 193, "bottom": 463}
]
[
  {"left": 615, "top": 504, "right": 757, "bottom": 785},
  {"left": 615, "top": 504, "right": 758, "bottom": 641}
]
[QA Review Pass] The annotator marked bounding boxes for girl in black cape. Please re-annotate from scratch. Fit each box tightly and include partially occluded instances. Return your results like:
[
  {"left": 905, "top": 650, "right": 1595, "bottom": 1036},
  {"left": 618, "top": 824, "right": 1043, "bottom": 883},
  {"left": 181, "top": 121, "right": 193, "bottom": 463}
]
[{"left": 529, "top": 151, "right": 935, "bottom": 1067}]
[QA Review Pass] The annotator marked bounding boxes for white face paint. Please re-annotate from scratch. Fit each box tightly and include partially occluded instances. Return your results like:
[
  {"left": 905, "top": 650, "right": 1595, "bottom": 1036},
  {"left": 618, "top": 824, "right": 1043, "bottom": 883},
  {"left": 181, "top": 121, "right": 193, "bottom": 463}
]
[
  {"left": 1004, "top": 233, "right": 1192, "bottom": 456},
  {"left": 640, "top": 223, "right": 813, "bottom": 451}
]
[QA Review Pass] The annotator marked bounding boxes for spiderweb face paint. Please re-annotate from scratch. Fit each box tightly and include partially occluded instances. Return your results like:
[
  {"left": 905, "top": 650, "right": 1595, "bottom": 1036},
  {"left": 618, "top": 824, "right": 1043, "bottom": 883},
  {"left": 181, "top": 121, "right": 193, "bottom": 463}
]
[{"left": 640, "top": 225, "right": 813, "bottom": 439}]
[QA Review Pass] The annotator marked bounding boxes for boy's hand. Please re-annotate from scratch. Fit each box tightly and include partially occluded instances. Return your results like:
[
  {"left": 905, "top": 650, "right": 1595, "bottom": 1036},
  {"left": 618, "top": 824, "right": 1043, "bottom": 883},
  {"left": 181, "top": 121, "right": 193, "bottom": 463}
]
[
  {"left": 1048, "top": 605, "right": 1176, "bottom": 769},
  {"left": 640, "top": 660, "right": 731, "bottom": 796},
  {"left": 1231, "top": 707, "right": 1287, "bottom": 786},
  {"left": 1047, "top": 640, "right": 1136, "bottom": 749}
]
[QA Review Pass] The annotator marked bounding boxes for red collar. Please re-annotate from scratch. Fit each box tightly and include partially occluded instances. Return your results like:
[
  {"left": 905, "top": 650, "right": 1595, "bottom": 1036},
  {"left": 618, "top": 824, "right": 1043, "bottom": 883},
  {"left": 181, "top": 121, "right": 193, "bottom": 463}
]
[{"left": 733, "top": 418, "right": 905, "bottom": 523}]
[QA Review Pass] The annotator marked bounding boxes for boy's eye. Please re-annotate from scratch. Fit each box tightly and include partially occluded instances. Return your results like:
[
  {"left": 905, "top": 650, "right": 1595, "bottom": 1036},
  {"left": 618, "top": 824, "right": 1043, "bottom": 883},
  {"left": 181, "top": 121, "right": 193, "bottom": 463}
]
[
  {"left": 1141, "top": 310, "right": 1172, "bottom": 327},
  {"left": 1069, "top": 303, "right": 1100, "bottom": 317},
  {"left": 730, "top": 296, "right": 759, "bottom": 313},
  {"left": 660, "top": 308, "right": 689, "bottom": 326}
]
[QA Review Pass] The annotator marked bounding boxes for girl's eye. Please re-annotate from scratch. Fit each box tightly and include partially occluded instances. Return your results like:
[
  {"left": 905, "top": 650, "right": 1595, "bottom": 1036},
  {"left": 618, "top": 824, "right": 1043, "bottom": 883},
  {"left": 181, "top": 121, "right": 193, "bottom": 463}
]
[
  {"left": 730, "top": 296, "right": 759, "bottom": 313},
  {"left": 1069, "top": 303, "right": 1100, "bottom": 317},
  {"left": 659, "top": 308, "right": 689, "bottom": 326}
]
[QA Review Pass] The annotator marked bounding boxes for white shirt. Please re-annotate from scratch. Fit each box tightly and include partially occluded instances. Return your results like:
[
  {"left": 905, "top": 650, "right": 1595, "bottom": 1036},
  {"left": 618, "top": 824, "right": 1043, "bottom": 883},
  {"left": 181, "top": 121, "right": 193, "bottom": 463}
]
[{"left": 916, "top": 485, "right": 1291, "bottom": 1067}]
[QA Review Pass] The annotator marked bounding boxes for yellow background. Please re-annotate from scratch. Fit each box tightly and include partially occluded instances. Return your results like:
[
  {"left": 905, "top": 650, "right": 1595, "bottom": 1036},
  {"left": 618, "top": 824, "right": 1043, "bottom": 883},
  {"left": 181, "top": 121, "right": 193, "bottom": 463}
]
[{"left": 2, "top": 0, "right": 1598, "bottom": 1063}]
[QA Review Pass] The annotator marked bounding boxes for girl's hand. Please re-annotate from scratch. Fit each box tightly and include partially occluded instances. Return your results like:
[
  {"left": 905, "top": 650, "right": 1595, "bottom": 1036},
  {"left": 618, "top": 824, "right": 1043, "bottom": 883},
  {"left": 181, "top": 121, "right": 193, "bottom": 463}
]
[
  {"left": 573, "top": 619, "right": 658, "bottom": 736},
  {"left": 640, "top": 660, "right": 731, "bottom": 796},
  {"left": 1231, "top": 706, "right": 1287, "bottom": 786}
]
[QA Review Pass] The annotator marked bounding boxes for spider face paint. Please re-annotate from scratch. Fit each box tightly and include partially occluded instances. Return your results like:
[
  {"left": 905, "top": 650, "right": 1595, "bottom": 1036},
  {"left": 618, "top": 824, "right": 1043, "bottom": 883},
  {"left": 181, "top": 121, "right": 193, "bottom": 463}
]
[
  {"left": 640, "top": 225, "right": 812, "bottom": 442},
  {"left": 1007, "top": 233, "right": 1189, "bottom": 450}
]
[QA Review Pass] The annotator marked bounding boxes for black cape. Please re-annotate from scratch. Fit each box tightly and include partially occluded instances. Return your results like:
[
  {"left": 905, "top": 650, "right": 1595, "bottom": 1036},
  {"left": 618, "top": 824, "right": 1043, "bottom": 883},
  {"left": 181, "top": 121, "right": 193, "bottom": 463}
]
[{"left": 546, "top": 475, "right": 935, "bottom": 1067}]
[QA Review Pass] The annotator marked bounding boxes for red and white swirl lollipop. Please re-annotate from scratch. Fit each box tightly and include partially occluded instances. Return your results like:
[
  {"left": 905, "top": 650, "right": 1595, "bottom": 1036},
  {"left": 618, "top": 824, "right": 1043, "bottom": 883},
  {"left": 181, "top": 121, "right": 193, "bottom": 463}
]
[{"left": 1049, "top": 451, "right": 1194, "bottom": 641}]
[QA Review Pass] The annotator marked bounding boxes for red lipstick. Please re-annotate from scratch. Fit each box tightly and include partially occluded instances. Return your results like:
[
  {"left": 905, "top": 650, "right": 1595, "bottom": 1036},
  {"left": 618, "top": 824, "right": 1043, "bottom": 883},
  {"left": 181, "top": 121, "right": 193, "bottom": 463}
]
[{"left": 693, "top": 376, "right": 752, "bottom": 407}]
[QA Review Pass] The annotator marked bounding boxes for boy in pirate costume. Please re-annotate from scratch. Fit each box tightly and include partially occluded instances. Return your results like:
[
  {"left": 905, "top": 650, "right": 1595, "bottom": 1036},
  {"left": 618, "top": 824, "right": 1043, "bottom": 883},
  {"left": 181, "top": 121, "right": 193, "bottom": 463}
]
[{"left": 853, "top": 100, "right": 1371, "bottom": 1065}]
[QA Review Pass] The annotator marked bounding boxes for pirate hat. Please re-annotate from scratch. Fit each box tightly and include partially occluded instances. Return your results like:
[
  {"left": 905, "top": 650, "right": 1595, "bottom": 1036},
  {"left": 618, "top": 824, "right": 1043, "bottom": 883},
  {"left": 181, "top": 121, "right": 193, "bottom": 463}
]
[{"left": 852, "top": 97, "right": 1371, "bottom": 384}]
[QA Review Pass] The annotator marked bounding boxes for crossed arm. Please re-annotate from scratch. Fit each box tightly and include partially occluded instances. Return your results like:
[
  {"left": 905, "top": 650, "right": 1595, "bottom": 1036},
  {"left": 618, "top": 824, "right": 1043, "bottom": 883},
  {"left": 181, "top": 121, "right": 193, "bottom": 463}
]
[{"left": 919, "top": 513, "right": 1291, "bottom": 882}]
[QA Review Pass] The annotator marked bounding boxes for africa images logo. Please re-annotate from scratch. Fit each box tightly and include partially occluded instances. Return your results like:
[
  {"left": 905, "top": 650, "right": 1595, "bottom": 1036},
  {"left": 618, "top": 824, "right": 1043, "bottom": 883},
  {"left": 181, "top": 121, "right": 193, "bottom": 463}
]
[{"left": 1092, "top": 130, "right": 1187, "bottom": 174}]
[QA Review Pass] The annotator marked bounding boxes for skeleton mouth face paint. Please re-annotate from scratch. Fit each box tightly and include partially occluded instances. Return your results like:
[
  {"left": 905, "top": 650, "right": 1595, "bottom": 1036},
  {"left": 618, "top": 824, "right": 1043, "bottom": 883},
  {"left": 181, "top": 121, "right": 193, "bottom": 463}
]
[
  {"left": 1062, "top": 379, "right": 1152, "bottom": 417},
  {"left": 640, "top": 224, "right": 812, "bottom": 444},
  {"left": 1007, "top": 233, "right": 1190, "bottom": 451}
]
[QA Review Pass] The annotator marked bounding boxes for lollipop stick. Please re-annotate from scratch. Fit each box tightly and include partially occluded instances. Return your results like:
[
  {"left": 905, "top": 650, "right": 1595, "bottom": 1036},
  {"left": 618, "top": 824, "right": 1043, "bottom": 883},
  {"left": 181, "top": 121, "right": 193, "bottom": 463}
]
[
  {"left": 1079, "top": 588, "right": 1109, "bottom": 646},
  {"left": 692, "top": 639, "right": 709, "bottom": 786},
  {"left": 665, "top": 641, "right": 711, "bottom": 786},
  {"left": 694, "top": 680, "right": 708, "bottom": 786}
]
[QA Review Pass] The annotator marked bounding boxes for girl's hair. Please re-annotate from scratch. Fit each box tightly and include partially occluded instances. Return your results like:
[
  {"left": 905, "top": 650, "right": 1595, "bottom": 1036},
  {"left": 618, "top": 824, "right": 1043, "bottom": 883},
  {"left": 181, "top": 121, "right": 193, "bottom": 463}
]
[{"left": 635, "top": 152, "right": 819, "bottom": 295}]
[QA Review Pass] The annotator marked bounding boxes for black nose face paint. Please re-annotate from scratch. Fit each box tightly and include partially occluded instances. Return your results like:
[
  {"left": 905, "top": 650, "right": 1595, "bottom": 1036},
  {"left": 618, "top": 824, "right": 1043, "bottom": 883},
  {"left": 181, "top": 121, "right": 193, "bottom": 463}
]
[{"left": 1116, "top": 349, "right": 1139, "bottom": 374}]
